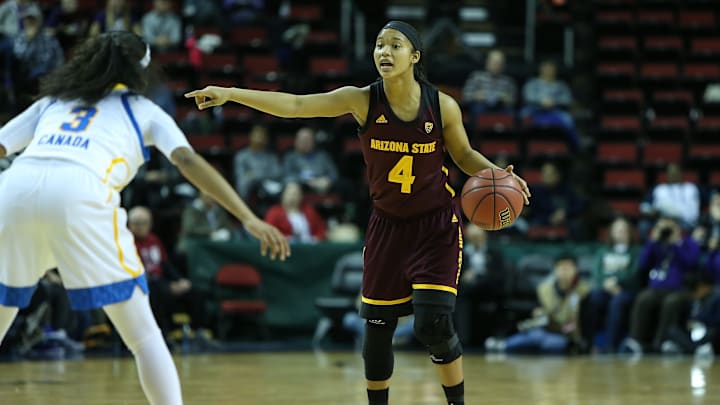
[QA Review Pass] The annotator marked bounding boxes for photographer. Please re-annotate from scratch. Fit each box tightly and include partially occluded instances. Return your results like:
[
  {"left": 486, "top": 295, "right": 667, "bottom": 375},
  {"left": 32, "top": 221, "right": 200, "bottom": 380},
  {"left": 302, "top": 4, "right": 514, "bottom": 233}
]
[{"left": 623, "top": 216, "right": 701, "bottom": 354}]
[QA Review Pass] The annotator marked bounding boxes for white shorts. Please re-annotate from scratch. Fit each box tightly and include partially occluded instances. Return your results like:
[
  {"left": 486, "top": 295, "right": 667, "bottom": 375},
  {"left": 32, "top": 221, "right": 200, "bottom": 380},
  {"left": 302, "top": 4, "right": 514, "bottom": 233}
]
[{"left": 0, "top": 158, "right": 147, "bottom": 310}]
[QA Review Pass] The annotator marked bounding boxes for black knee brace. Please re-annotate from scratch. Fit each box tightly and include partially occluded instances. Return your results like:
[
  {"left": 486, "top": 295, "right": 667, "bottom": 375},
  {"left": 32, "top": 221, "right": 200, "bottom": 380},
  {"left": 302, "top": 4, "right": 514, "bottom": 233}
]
[
  {"left": 413, "top": 305, "right": 463, "bottom": 364},
  {"left": 362, "top": 318, "right": 398, "bottom": 381}
]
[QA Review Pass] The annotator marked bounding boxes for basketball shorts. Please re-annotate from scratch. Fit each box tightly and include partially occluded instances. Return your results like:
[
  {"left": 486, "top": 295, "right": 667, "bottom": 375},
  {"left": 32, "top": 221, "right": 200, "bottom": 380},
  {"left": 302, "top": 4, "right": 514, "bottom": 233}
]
[
  {"left": 360, "top": 205, "right": 463, "bottom": 319},
  {"left": 0, "top": 159, "right": 147, "bottom": 310}
]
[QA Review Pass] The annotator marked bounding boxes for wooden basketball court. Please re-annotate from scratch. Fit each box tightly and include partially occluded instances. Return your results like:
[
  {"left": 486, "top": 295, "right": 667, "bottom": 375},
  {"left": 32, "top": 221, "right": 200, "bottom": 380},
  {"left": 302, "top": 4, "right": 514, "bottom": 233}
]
[{"left": 1, "top": 352, "right": 718, "bottom": 404}]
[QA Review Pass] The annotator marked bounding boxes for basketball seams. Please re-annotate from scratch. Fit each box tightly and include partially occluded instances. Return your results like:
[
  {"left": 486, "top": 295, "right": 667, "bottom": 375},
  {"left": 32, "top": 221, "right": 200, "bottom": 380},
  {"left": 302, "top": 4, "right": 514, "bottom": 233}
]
[
  {"left": 469, "top": 193, "right": 493, "bottom": 225},
  {"left": 491, "top": 168, "right": 496, "bottom": 230}
]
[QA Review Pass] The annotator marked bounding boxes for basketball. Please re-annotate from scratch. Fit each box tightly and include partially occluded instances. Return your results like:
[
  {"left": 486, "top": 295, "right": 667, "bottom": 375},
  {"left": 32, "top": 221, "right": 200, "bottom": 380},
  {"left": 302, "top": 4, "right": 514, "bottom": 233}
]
[{"left": 461, "top": 168, "right": 525, "bottom": 231}]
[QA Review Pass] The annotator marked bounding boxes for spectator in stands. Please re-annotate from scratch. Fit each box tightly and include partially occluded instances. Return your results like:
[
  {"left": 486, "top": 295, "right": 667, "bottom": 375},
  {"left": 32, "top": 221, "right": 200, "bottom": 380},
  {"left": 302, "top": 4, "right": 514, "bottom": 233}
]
[
  {"left": 177, "top": 191, "right": 235, "bottom": 252},
  {"left": 703, "top": 191, "right": 720, "bottom": 250},
  {"left": 264, "top": 182, "right": 326, "bottom": 243},
  {"left": 283, "top": 127, "right": 339, "bottom": 195},
  {"left": 587, "top": 217, "right": 641, "bottom": 353},
  {"left": 223, "top": 0, "right": 264, "bottom": 24},
  {"left": 521, "top": 60, "right": 578, "bottom": 148},
  {"left": 181, "top": 0, "right": 222, "bottom": 27},
  {"left": 129, "top": 206, "right": 215, "bottom": 344},
  {"left": 89, "top": 0, "right": 141, "bottom": 36},
  {"left": 660, "top": 270, "right": 719, "bottom": 356},
  {"left": 0, "top": 0, "right": 29, "bottom": 39},
  {"left": 454, "top": 224, "right": 506, "bottom": 345},
  {"left": 462, "top": 49, "right": 517, "bottom": 126},
  {"left": 640, "top": 163, "right": 701, "bottom": 233},
  {"left": 485, "top": 253, "right": 590, "bottom": 354},
  {"left": 623, "top": 216, "right": 701, "bottom": 354},
  {"left": 526, "top": 161, "right": 585, "bottom": 237},
  {"left": 233, "top": 124, "right": 283, "bottom": 202},
  {"left": 142, "top": 0, "right": 182, "bottom": 52},
  {"left": 45, "top": 0, "right": 90, "bottom": 50},
  {"left": 9, "top": 5, "right": 64, "bottom": 108}
]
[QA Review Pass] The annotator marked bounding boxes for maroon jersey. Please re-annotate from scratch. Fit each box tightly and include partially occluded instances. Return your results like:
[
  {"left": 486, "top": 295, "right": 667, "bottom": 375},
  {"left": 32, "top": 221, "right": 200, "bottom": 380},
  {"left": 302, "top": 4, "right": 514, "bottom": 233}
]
[{"left": 359, "top": 81, "right": 455, "bottom": 218}]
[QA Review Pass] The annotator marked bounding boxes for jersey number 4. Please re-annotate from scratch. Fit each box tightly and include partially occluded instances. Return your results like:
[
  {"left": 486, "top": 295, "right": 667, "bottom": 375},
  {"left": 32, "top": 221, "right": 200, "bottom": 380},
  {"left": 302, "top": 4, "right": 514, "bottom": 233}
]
[
  {"left": 388, "top": 155, "right": 416, "bottom": 194},
  {"left": 60, "top": 107, "right": 98, "bottom": 132}
]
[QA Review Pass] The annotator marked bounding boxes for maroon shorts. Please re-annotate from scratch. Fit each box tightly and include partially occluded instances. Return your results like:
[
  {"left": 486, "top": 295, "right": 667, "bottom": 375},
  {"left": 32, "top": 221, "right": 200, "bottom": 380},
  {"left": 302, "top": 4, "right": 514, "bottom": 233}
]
[{"left": 359, "top": 204, "right": 463, "bottom": 319}]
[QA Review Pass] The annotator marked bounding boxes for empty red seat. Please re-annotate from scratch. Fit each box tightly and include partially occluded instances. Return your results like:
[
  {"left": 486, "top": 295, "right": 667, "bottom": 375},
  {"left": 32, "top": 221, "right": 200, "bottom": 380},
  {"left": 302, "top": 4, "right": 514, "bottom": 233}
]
[
  {"left": 641, "top": 63, "right": 678, "bottom": 79},
  {"left": 306, "top": 31, "right": 340, "bottom": 44},
  {"left": 637, "top": 11, "right": 675, "bottom": 25},
  {"left": 475, "top": 113, "right": 516, "bottom": 132},
  {"left": 679, "top": 11, "right": 716, "bottom": 29},
  {"left": 188, "top": 134, "right": 226, "bottom": 152},
  {"left": 691, "top": 38, "right": 720, "bottom": 55},
  {"left": 604, "top": 89, "right": 644, "bottom": 104},
  {"left": 597, "top": 63, "right": 636, "bottom": 77},
  {"left": 310, "top": 58, "right": 349, "bottom": 76},
  {"left": 644, "top": 36, "right": 683, "bottom": 51},
  {"left": 289, "top": 5, "right": 323, "bottom": 20},
  {"left": 521, "top": 169, "right": 543, "bottom": 186},
  {"left": 604, "top": 169, "right": 645, "bottom": 190},
  {"left": 652, "top": 90, "right": 694, "bottom": 106},
  {"left": 596, "top": 11, "right": 635, "bottom": 24},
  {"left": 710, "top": 171, "right": 720, "bottom": 187},
  {"left": 601, "top": 116, "right": 642, "bottom": 131},
  {"left": 201, "top": 53, "right": 237, "bottom": 71},
  {"left": 230, "top": 135, "right": 250, "bottom": 150},
  {"left": 643, "top": 143, "right": 683, "bottom": 165},
  {"left": 477, "top": 141, "right": 520, "bottom": 158},
  {"left": 596, "top": 142, "right": 638, "bottom": 164},
  {"left": 598, "top": 36, "right": 637, "bottom": 50},
  {"left": 689, "top": 144, "right": 720, "bottom": 159},
  {"left": 243, "top": 55, "right": 280, "bottom": 76},
  {"left": 526, "top": 141, "right": 569, "bottom": 158},
  {"left": 231, "top": 27, "right": 268, "bottom": 46},
  {"left": 683, "top": 64, "right": 720, "bottom": 80},
  {"left": 648, "top": 116, "right": 689, "bottom": 131},
  {"left": 607, "top": 199, "right": 641, "bottom": 218},
  {"left": 697, "top": 116, "right": 720, "bottom": 131}
]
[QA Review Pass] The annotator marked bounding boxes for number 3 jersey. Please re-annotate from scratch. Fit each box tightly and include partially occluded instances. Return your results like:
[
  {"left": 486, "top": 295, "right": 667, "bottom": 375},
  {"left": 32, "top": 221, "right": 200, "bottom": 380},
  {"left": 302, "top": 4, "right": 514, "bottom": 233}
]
[
  {"left": 359, "top": 80, "right": 455, "bottom": 218},
  {"left": 1, "top": 86, "right": 191, "bottom": 191}
]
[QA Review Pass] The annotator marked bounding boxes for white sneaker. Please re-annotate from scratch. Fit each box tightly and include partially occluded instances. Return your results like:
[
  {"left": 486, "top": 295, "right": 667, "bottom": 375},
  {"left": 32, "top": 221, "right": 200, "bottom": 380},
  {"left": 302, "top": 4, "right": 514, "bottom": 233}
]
[{"left": 695, "top": 343, "right": 715, "bottom": 358}]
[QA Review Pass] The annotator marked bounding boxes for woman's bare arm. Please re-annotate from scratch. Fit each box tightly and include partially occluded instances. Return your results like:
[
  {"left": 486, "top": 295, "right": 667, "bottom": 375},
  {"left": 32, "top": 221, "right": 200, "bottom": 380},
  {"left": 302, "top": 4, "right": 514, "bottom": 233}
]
[
  {"left": 185, "top": 85, "right": 370, "bottom": 124},
  {"left": 170, "top": 147, "right": 290, "bottom": 260}
]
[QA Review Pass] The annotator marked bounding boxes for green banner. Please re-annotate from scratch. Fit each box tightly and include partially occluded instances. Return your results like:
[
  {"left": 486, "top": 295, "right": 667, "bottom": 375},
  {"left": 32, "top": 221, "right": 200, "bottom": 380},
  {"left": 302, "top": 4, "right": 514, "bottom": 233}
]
[{"left": 186, "top": 240, "right": 363, "bottom": 330}]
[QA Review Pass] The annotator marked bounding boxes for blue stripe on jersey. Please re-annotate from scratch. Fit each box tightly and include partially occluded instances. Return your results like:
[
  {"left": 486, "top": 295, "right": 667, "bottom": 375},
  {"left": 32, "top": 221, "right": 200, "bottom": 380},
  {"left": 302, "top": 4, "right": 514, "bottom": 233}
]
[
  {"left": 0, "top": 284, "right": 38, "bottom": 308},
  {"left": 65, "top": 275, "right": 149, "bottom": 310},
  {"left": 120, "top": 93, "right": 151, "bottom": 162}
]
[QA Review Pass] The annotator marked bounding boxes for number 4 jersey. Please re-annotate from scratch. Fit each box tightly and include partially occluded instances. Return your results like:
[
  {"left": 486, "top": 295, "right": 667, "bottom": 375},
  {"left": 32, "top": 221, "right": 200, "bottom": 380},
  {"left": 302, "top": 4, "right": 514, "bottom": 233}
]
[
  {"left": 4, "top": 86, "right": 191, "bottom": 191},
  {"left": 359, "top": 80, "right": 455, "bottom": 218}
]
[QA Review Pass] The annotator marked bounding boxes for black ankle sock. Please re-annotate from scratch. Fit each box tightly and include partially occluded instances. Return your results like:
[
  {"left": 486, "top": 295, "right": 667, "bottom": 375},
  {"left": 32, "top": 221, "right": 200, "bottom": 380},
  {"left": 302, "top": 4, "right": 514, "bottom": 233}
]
[
  {"left": 442, "top": 381, "right": 464, "bottom": 405},
  {"left": 367, "top": 388, "right": 389, "bottom": 405}
]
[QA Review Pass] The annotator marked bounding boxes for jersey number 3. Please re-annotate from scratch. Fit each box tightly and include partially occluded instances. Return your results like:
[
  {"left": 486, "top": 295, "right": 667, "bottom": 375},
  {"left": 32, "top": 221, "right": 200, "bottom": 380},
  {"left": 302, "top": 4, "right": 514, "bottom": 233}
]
[
  {"left": 60, "top": 107, "right": 98, "bottom": 132},
  {"left": 388, "top": 155, "right": 416, "bottom": 194}
]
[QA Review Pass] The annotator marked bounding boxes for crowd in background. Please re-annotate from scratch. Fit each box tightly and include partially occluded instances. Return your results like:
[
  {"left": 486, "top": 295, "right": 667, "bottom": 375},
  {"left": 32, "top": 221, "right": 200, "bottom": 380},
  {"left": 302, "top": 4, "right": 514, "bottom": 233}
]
[{"left": 0, "top": 0, "right": 719, "bottom": 360}]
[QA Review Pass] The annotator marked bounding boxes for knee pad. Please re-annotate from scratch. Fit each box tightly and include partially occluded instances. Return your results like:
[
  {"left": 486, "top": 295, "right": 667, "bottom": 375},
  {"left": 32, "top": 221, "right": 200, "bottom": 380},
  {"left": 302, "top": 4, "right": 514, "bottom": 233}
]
[
  {"left": 362, "top": 318, "right": 397, "bottom": 381},
  {"left": 413, "top": 305, "right": 463, "bottom": 364}
]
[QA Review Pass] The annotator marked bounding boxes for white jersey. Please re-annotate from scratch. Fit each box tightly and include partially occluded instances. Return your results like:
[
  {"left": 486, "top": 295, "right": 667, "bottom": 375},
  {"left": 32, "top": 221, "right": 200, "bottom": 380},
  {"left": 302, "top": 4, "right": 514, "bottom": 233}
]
[
  {"left": 1, "top": 86, "right": 191, "bottom": 190},
  {"left": 0, "top": 87, "right": 193, "bottom": 309}
]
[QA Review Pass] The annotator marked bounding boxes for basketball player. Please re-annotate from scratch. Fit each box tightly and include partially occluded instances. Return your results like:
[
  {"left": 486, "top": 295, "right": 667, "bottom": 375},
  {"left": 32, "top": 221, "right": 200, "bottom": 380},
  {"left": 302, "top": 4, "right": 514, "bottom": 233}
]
[
  {"left": 0, "top": 32, "right": 289, "bottom": 405},
  {"left": 186, "top": 21, "right": 530, "bottom": 405}
]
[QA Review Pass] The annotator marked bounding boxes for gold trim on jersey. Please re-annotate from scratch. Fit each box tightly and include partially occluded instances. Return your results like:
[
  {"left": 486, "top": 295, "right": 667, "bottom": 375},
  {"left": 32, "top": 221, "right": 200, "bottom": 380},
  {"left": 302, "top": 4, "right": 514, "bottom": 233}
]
[
  {"left": 113, "top": 208, "right": 143, "bottom": 278},
  {"left": 412, "top": 283, "right": 458, "bottom": 295},
  {"left": 361, "top": 294, "right": 413, "bottom": 306},
  {"left": 441, "top": 166, "right": 456, "bottom": 197}
]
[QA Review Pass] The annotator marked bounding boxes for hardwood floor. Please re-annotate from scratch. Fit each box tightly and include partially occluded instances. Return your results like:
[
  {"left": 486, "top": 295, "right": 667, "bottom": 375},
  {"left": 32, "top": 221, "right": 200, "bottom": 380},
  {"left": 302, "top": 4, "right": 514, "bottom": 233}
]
[{"left": 0, "top": 352, "right": 718, "bottom": 404}]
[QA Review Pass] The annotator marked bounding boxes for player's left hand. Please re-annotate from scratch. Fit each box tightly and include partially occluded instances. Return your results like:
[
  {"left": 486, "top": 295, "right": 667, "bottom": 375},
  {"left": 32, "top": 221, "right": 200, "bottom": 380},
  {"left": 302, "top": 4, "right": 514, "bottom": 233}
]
[
  {"left": 244, "top": 217, "right": 291, "bottom": 261},
  {"left": 504, "top": 165, "right": 531, "bottom": 205}
]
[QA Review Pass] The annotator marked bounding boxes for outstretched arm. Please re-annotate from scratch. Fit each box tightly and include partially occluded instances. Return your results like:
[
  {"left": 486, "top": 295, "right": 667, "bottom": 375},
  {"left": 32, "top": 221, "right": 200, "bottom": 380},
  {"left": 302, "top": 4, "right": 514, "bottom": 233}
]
[
  {"left": 440, "top": 92, "right": 531, "bottom": 205},
  {"left": 170, "top": 146, "right": 290, "bottom": 260},
  {"left": 185, "top": 85, "right": 370, "bottom": 123},
  {"left": 0, "top": 145, "right": 5, "bottom": 159}
]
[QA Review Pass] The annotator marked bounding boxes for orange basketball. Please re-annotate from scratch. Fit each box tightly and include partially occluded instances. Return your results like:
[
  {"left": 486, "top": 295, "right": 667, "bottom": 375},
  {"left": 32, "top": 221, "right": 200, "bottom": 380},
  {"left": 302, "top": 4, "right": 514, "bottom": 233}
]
[{"left": 461, "top": 168, "right": 525, "bottom": 231}]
